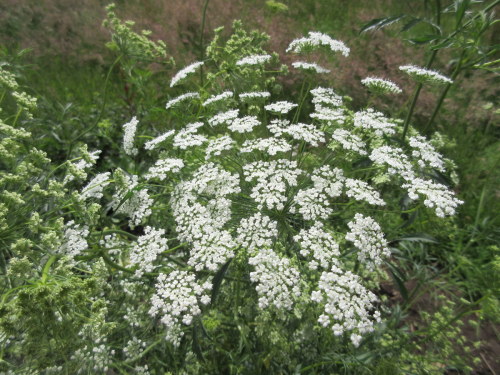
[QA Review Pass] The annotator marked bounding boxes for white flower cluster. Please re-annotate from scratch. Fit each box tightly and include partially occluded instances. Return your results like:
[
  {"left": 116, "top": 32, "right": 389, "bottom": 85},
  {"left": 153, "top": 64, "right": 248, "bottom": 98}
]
[
  {"left": 345, "top": 213, "right": 390, "bottom": 269},
  {"left": 205, "top": 135, "right": 235, "bottom": 160},
  {"left": 235, "top": 213, "right": 278, "bottom": 251},
  {"left": 330, "top": 129, "right": 367, "bottom": 155},
  {"left": 243, "top": 160, "right": 302, "bottom": 210},
  {"left": 403, "top": 177, "right": 463, "bottom": 217},
  {"left": 202, "top": 91, "right": 234, "bottom": 106},
  {"left": 267, "top": 119, "right": 290, "bottom": 137},
  {"left": 369, "top": 145, "right": 414, "bottom": 178},
  {"left": 170, "top": 61, "right": 204, "bottom": 87},
  {"left": 173, "top": 122, "right": 207, "bottom": 149},
  {"left": 264, "top": 101, "right": 298, "bottom": 114},
  {"left": 409, "top": 135, "right": 445, "bottom": 171},
  {"left": 208, "top": 109, "right": 239, "bottom": 127},
  {"left": 283, "top": 122, "right": 325, "bottom": 146},
  {"left": 123, "top": 116, "right": 139, "bottom": 156},
  {"left": 144, "top": 130, "right": 175, "bottom": 151},
  {"left": 149, "top": 271, "right": 211, "bottom": 346},
  {"left": 79, "top": 172, "right": 111, "bottom": 201},
  {"left": 344, "top": 178, "right": 386, "bottom": 206},
  {"left": 311, "top": 166, "right": 345, "bottom": 198},
  {"left": 171, "top": 163, "right": 240, "bottom": 270},
  {"left": 248, "top": 249, "right": 301, "bottom": 310},
  {"left": 166, "top": 92, "right": 200, "bottom": 109},
  {"left": 236, "top": 54, "right": 271, "bottom": 66},
  {"left": 239, "top": 91, "right": 271, "bottom": 100},
  {"left": 310, "top": 105, "right": 345, "bottom": 123},
  {"left": 241, "top": 137, "right": 291, "bottom": 155},
  {"left": 353, "top": 109, "right": 396, "bottom": 136},
  {"left": 311, "top": 264, "right": 381, "bottom": 346},
  {"left": 71, "top": 343, "right": 115, "bottom": 374},
  {"left": 59, "top": 220, "right": 89, "bottom": 258},
  {"left": 65, "top": 149, "right": 101, "bottom": 183},
  {"left": 286, "top": 31, "right": 350, "bottom": 57},
  {"left": 112, "top": 174, "right": 153, "bottom": 227},
  {"left": 294, "top": 223, "right": 340, "bottom": 270},
  {"left": 292, "top": 61, "right": 330, "bottom": 74},
  {"left": 228, "top": 115, "right": 260, "bottom": 133},
  {"left": 130, "top": 227, "right": 168, "bottom": 277},
  {"left": 399, "top": 64, "right": 453, "bottom": 85},
  {"left": 361, "top": 77, "right": 402, "bottom": 95},
  {"left": 310, "top": 87, "right": 343, "bottom": 107},
  {"left": 145, "top": 158, "right": 184, "bottom": 180}
]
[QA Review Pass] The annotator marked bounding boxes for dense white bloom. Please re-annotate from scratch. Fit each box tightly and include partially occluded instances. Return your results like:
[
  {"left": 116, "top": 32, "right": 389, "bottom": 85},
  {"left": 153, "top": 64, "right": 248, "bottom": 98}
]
[
  {"left": 399, "top": 64, "right": 453, "bottom": 85},
  {"left": 205, "top": 135, "right": 235, "bottom": 160},
  {"left": 286, "top": 32, "right": 350, "bottom": 57},
  {"left": 331, "top": 129, "right": 367, "bottom": 155},
  {"left": 236, "top": 54, "right": 271, "bottom": 66},
  {"left": 144, "top": 130, "right": 175, "bottom": 150},
  {"left": 361, "top": 77, "right": 402, "bottom": 94},
  {"left": 112, "top": 174, "right": 153, "bottom": 227},
  {"left": 173, "top": 123, "right": 207, "bottom": 149},
  {"left": 311, "top": 264, "right": 380, "bottom": 346},
  {"left": 369, "top": 145, "right": 415, "bottom": 179},
  {"left": 239, "top": 91, "right": 271, "bottom": 100},
  {"left": 166, "top": 92, "right": 200, "bottom": 109},
  {"left": 243, "top": 160, "right": 302, "bottom": 210},
  {"left": 311, "top": 165, "right": 345, "bottom": 198},
  {"left": 249, "top": 249, "right": 301, "bottom": 310},
  {"left": 189, "top": 229, "right": 235, "bottom": 271},
  {"left": 145, "top": 158, "right": 184, "bottom": 180},
  {"left": 310, "top": 87, "right": 343, "bottom": 107},
  {"left": 294, "top": 223, "right": 340, "bottom": 270},
  {"left": 240, "top": 137, "right": 291, "bottom": 155},
  {"left": 170, "top": 61, "right": 204, "bottom": 87},
  {"left": 267, "top": 119, "right": 291, "bottom": 137},
  {"left": 149, "top": 271, "right": 211, "bottom": 346},
  {"left": 283, "top": 122, "right": 325, "bottom": 146},
  {"left": 353, "top": 109, "right": 396, "bottom": 136},
  {"left": 265, "top": 101, "right": 298, "bottom": 114},
  {"left": 409, "top": 135, "right": 445, "bottom": 171},
  {"left": 402, "top": 177, "right": 463, "bottom": 217},
  {"left": 345, "top": 213, "right": 390, "bottom": 269},
  {"left": 208, "top": 109, "right": 239, "bottom": 127},
  {"left": 227, "top": 116, "right": 260, "bottom": 133},
  {"left": 123, "top": 116, "right": 139, "bottom": 156},
  {"left": 59, "top": 220, "right": 89, "bottom": 258},
  {"left": 344, "top": 178, "right": 386, "bottom": 206},
  {"left": 79, "top": 172, "right": 111, "bottom": 201},
  {"left": 294, "top": 187, "right": 332, "bottom": 220},
  {"left": 235, "top": 213, "right": 278, "bottom": 251},
  {"left": 202, "top": 91, "right": 233, "bottom": 106},
  {"left": 292, "top": 61, "right": 330, "bottom": 74},
  {"left": 310, "top": 105, "right": 345, "bottom": 123},
  {"left": 130, "top": 227, "right": 168, "bottom": 277}
]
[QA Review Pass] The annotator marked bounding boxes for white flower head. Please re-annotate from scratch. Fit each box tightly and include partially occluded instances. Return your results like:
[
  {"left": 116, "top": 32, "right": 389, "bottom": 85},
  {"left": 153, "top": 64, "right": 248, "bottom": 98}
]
[
  {"left": 399, "top": 65, "right": 453, "bottom": 85},
  {"left": 236, "top": 54, "right": 271, "bottom": 66},
  {"left": 202, "top": 91, "right": 234, "bottom": 107},
  {"left": 292, "top": 61, "right": 330, "bottom": 74},
  {"left": 123, "top": 116, "right": 139, "bottom": 156},
  {"left": 361, "top": 77, "right": 402, "bottom": 95},
  {"left": 166, "top": 92, "right": 200, "bottom": 109},
  {"left": 353, "top": 109, "right": 397, "bottom": 136},
  {"left": 144, "top": 130, "right": 175, "bottom": 151},
  {"left": 265, "top": 101, "right": 298, "bottom": 114},
  {"left": 170, "top": 61, "right": 204, "bottom": 87},
  {"left": 287, "top": 32, "right": 350, "bottom": 57}
]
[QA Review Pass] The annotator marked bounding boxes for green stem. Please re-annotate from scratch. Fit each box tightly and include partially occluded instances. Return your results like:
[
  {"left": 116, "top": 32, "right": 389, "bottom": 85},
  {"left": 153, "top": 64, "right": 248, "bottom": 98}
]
[
  {"left": 100, "top": 250, "right": 135, "bottom": 274},
  {"left": 199, "top": 0, "right": 210, "bottom": 86},
  {"left": 424, "top": 50, "right": 466, "bottom": 132}
]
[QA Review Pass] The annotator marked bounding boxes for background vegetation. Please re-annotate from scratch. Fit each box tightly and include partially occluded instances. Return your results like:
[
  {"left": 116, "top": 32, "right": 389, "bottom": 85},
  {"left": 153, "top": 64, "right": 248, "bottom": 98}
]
[{"left": 0, "top": 0, "right": 498, "bottom": 373}]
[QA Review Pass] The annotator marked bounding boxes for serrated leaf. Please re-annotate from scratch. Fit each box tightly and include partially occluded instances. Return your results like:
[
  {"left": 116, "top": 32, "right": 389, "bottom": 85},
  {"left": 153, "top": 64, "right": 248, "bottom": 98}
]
[{"left": 360, "top": 15, "right": 407, "bottom": 34}]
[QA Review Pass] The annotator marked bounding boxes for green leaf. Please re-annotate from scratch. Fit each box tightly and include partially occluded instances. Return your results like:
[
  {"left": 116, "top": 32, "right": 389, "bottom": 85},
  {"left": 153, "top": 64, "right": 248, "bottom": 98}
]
[
  {"left": 455, "top": 0, "right": 471, "bottom": 28},
  {"left": 407, "top": 34, "right": 442, "bottom": 44},
  {"left": 360, "top": 15, "right": 407, "bottom": 34},
  {"left": 211, "top": 258, "right": 232, "bottom": 304},
  {"left": 387, "top": 262, "right": 409, "bottom": 302},
  {"left": 390, "top": 233, "right": 439, "bottom": 244},
  {"left": 400, "top": 18, "right": 422, "bottom": 32}
]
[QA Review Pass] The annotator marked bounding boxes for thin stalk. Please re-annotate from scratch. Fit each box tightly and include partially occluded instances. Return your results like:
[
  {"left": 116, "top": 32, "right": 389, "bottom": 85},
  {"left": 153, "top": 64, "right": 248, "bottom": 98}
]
[
  {"left": 199, "top": 0, "right": 210, "bottom": 86},
  {"left": 424, "top": 49, "right": 466, "bottom": 132}
]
